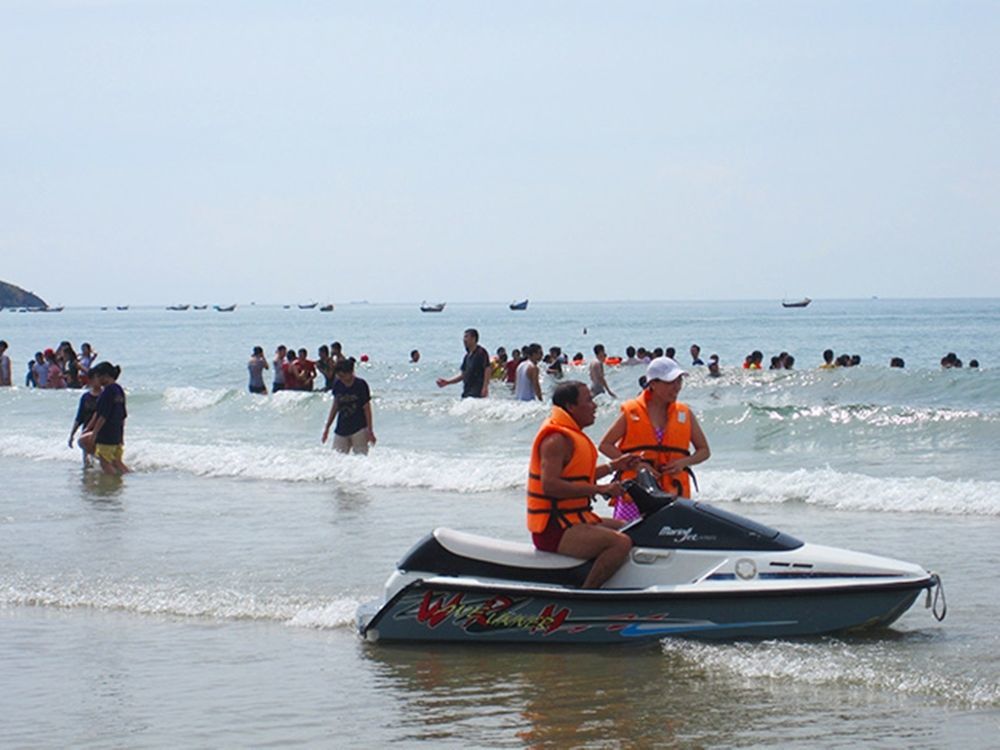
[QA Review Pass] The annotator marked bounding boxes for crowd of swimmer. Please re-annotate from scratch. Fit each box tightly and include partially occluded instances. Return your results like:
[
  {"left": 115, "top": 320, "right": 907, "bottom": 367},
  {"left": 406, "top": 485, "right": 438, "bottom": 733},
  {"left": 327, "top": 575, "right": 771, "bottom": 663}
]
[
  {"left": 0, "top": 340, "right": 128, "bottom": 476},
  {"left": 246, "top": 342, "right": 376, "bottom": 455},
  {"left": 245, "top": 341, "right": 376, "bottom": 394},
  {"left": 0, "top": 340, "right": 99, "bottom": 389}
]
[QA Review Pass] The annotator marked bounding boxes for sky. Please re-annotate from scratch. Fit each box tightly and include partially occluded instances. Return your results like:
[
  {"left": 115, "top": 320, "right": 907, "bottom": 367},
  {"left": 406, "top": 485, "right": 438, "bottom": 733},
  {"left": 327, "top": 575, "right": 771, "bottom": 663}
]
[{"left": 1, "top": 1, "right": 998, "bottom": 305}]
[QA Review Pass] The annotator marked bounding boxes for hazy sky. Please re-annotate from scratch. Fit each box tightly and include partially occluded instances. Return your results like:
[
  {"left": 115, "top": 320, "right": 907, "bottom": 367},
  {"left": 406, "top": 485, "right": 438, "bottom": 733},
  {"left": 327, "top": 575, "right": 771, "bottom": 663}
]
[{"left": 2, "top": 1, "right": 998, "bottom": 305}]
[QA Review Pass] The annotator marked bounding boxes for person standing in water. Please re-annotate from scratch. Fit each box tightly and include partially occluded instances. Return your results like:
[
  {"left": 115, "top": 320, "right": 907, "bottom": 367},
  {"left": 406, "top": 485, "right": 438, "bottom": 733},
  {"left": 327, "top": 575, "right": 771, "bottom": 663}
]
[
  {"left": 436, "top": 328, "right": 490, "bottom": 398},
  {"left": 321, "top": 358, "right": 376, "bottom": 454},
  {"left": 248, "top": 346, "right": 269, "bottom": 394},
  {"left": 515, "top": 344, "right": 544, "bottom": 401},
  {"left": 79, "top": 342, "right": 97, "bottom": 373},
  {"left": 599, "top": 357, "right": 710, "bottom": 522},
  {"left": 589, "top": 344, "right": 617, "bottom": 398},
  {"left": 0, "top": 340, "right": 11, "bottom": 386},
  {"left": 69, "top": 375, "right": 103, "bottom": 468},
  {"left": 80, "top": 362, "right": 130, "bottom": 475},
  {"left": 272, "top": 345, "right": 287, "bottom": 392}
]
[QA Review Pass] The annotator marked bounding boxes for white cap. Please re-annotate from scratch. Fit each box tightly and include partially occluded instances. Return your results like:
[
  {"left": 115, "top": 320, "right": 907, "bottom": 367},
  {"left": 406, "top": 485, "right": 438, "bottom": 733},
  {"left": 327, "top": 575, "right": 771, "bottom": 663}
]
[{"left": 645, "top": 356, "right": 687, "bottom": 384}]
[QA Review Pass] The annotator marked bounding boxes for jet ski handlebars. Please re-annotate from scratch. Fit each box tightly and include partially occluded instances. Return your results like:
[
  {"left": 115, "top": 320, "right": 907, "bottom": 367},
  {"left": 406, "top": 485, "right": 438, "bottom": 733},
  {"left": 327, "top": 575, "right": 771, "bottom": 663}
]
[{"left": 621, "top": 468, "right": 678, "bottom": 518}]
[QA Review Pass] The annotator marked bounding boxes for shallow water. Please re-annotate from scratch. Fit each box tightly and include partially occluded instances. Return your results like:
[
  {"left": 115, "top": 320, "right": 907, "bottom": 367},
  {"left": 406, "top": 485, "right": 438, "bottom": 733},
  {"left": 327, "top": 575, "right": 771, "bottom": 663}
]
[{"left": 2, "top": 299, "right": 999, "bottom": 747}]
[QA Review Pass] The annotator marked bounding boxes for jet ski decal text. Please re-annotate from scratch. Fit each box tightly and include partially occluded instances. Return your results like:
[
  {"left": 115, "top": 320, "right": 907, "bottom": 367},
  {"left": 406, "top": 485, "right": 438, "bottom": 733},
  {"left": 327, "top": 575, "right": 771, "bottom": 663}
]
[
  {"left": 658, "top": 526, "right": 717, "bottom": 543},
  {"left": 413, "top": 591, "right": 570, "bottom": 635}
]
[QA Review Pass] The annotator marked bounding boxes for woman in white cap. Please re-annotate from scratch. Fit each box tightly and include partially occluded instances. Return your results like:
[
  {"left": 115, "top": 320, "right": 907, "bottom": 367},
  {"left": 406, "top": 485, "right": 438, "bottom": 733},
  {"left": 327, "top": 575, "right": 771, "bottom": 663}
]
[{"left": 598, "top": 357, "right": 710, "bottom": 521}]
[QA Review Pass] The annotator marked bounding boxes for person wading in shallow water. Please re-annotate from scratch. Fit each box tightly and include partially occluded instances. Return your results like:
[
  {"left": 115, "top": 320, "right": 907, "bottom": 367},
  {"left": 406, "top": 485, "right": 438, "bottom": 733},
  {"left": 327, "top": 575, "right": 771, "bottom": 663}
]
[
  {"left": 436, "top": 328, "right": 490, "bottom": 398},
  {"left": 79, "top": 362, "right": 130, "bottom": 475},
  {"left": 321, "top": 358, "right": 376, "bottom": 455},
  {"left": 526, "top": 381, "right": 640, "bottom": 589}
]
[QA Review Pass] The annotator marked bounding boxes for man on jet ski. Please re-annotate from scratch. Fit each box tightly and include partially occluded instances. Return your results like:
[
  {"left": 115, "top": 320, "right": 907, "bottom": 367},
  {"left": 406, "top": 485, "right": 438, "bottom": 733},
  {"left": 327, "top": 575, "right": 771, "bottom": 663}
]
[{"left": 527, "top": 381, "right": 641, "bottom": 588}]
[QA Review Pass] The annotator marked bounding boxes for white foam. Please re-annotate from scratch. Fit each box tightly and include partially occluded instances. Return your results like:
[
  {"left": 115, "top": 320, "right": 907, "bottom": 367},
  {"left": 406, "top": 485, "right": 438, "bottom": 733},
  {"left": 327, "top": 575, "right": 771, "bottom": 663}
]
[
  {"left": 704, "top": 468, "right": 1000, "bottom": 516},
  {"left": 0, "top": 434, "right": 525, "bottom": 492},
  {"left": 736, "top": 402, "right": 993, "bottom": 428},
  {"left": 2, "top": 574, "right": 358, "bottom": 629},
  {"left": 445, "top": 396, "right": 549, "bottom": 423},
  {"left": 661, "top": 639, "right": 1000, "bottom": 708},
  {"left": 3, "top": 434, "right": 999, "bottom": 509},
  {"left": 162, "top": 386, "right": 233, "bottom": 411},
  {"left": 286, "top": 598, "right": 359, "bottom": 629}
]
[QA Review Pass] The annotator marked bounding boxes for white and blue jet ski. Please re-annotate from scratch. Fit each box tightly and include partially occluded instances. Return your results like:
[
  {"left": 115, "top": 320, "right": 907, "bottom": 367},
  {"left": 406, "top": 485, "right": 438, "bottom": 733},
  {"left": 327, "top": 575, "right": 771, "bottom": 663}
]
[{"left": 357, "top": 472, "right": 945, "bottom": 644}]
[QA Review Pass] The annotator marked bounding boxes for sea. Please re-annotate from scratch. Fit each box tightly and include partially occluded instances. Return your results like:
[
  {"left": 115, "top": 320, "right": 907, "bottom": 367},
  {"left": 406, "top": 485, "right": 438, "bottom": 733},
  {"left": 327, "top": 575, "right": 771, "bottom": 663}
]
[{"left": 1, "top": 298, "right": 998, "bottom": 749}]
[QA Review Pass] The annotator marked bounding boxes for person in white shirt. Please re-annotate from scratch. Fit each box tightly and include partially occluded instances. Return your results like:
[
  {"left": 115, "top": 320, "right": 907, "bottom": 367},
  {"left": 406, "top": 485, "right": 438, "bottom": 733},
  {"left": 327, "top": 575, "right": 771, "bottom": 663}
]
[{"left": 515, "top": 344, "right": 544, "bottom": 401}]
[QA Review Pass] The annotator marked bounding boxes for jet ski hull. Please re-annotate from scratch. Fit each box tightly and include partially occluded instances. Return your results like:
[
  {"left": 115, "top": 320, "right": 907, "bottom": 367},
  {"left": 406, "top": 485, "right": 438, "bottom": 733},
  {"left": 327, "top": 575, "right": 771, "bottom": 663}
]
[
  {"left": 358, "top": 574, "right": 935, "bottom": 644},
  {"left": 358, "top": 475, "right": 944, "bottom": 645}
]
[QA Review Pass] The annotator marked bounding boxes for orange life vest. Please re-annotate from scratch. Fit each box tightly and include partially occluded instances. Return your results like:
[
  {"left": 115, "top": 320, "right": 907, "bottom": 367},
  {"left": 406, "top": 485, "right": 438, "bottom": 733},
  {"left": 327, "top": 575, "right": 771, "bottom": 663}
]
[
  {"left": 616, "top": 392, "right": 695, "bottom": 497},
  {"left": 526, "top": 407, "right": 601, "bottom": 532}
]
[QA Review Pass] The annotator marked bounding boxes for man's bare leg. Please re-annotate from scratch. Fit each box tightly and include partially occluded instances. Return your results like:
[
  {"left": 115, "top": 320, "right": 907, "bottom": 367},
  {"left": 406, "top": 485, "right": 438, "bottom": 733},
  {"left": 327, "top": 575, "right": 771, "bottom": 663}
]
[{"left": 557, "top": 523, "right": 632, "bottom": 589}]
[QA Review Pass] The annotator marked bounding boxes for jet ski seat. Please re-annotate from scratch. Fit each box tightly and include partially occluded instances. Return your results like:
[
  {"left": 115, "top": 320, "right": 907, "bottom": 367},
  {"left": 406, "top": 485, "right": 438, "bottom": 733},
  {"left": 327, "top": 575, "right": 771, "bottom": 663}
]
[{"left": 396, "top": 528, "right": 593, "bottom": 588}]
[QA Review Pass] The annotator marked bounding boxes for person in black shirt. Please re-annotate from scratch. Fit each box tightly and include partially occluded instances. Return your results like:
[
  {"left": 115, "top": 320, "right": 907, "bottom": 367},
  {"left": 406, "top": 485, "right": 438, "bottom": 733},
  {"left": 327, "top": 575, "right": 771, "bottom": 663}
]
[
  {"left": 79, "top": 361, "right": 130, "bottom": 475},
  {"left": 321, "top": 358, "right": 376, "bottom": 454},
  {"left": 69, "top": 377, "right": 103, "bottom": 468},
  {"left": 436, "top": 328, "right": 490, "bottom": 398}
]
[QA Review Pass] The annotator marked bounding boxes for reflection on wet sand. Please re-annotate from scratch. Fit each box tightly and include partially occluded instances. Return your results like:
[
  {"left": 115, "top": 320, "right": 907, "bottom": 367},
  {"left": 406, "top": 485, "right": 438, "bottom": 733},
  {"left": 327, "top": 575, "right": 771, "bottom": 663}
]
[{"left": 361, "top": 642, "right": 757, "bottom": 748}]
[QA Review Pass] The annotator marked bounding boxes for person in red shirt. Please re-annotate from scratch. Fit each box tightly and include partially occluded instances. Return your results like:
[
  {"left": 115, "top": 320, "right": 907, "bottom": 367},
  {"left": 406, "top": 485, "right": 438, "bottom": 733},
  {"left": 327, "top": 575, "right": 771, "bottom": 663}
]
[
  {"left": 295, "top": 348, "right": 316, "bottom": 391},
  {"left": 283, "top": 350, "right": 301, "bottom": 390},
  {"left": 505, "top": 348, "right": 522, "bottom": 385},
  {"left": 296, "top": 348, "right": 316, "bottom": 391}
]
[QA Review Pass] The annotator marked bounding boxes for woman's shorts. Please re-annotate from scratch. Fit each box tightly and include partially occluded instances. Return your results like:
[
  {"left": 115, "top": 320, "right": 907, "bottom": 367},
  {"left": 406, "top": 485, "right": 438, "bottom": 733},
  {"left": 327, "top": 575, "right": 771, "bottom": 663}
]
[
  {"left": 95, "top": 443, "right": 124, "bottom": 462},
  {"left": 333, "top": 429, "right": 370, "bottom": 455}
]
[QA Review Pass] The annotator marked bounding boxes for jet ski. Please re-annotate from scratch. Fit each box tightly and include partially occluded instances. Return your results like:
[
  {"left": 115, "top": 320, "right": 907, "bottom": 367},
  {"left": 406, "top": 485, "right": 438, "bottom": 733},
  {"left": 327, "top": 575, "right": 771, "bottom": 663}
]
[{"left": 357, "top": 472, "right": 946, "bottom": 644}]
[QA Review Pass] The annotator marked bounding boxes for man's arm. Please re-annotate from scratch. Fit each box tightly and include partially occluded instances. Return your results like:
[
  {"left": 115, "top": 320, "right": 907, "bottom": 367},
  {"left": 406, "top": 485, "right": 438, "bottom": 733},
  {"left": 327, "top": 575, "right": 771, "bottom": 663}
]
[
  {"left": 363, "top": 402, "right": 376, "bottom": 445},
  {"left": 538, "top": 433, "right": 630, "bottom": 499},
  {"left": 596, "top": 362, "right": 616, "bottom": 398},
  {"left": 479, "top": 349, "right": 489, "bottom": 397},
  {"left": 321, "top": 399, "right": 339, "bottom": 443},
  {"left": 529, "top": 363, "right": 542, "bottom": 400},
  {"left": 436, "top": 373, "right": 463, "bottom": 388}
]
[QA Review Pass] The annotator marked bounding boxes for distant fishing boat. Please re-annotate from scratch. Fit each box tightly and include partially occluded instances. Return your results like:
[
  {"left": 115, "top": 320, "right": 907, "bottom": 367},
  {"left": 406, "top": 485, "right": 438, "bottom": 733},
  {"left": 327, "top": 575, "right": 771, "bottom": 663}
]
[
  {"left": 319, "top": 304, "right": 334, "bottom": 312},
  {"left": 420, "top": 301, "right": 446, "bottom": 313},
  {"left": 298, "top": 302, "right": 318, "bottom": 310},
  {"left": 214, "top": 304, "right": 237, "bottom": 312},
  {"left": 781, "top": 297, "right": 812, "bottom": 308},
  {"left": 509, "top": 299, "right": 529, "bottom": 311},
  {"left": 193, "top": 305, "right": 208, "bottom": 310},
  {"left": 116, "top": 305, "right": 129, "bottom": 311},
  {"left": 166, "top": 304, "right": 190, "bottom": 311},
  {"left": 41, "top": 306, "right": 64, "bottom": 312}
]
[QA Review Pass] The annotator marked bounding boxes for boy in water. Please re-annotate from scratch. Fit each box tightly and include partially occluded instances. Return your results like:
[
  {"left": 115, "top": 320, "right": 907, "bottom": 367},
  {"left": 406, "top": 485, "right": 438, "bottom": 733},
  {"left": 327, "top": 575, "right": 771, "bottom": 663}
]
[
  {"left": 321, "top": 358, "right": 376, "bottom": 454},
  {"left": 69, "top": 376, "right": 103, "bottom": 467}
]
